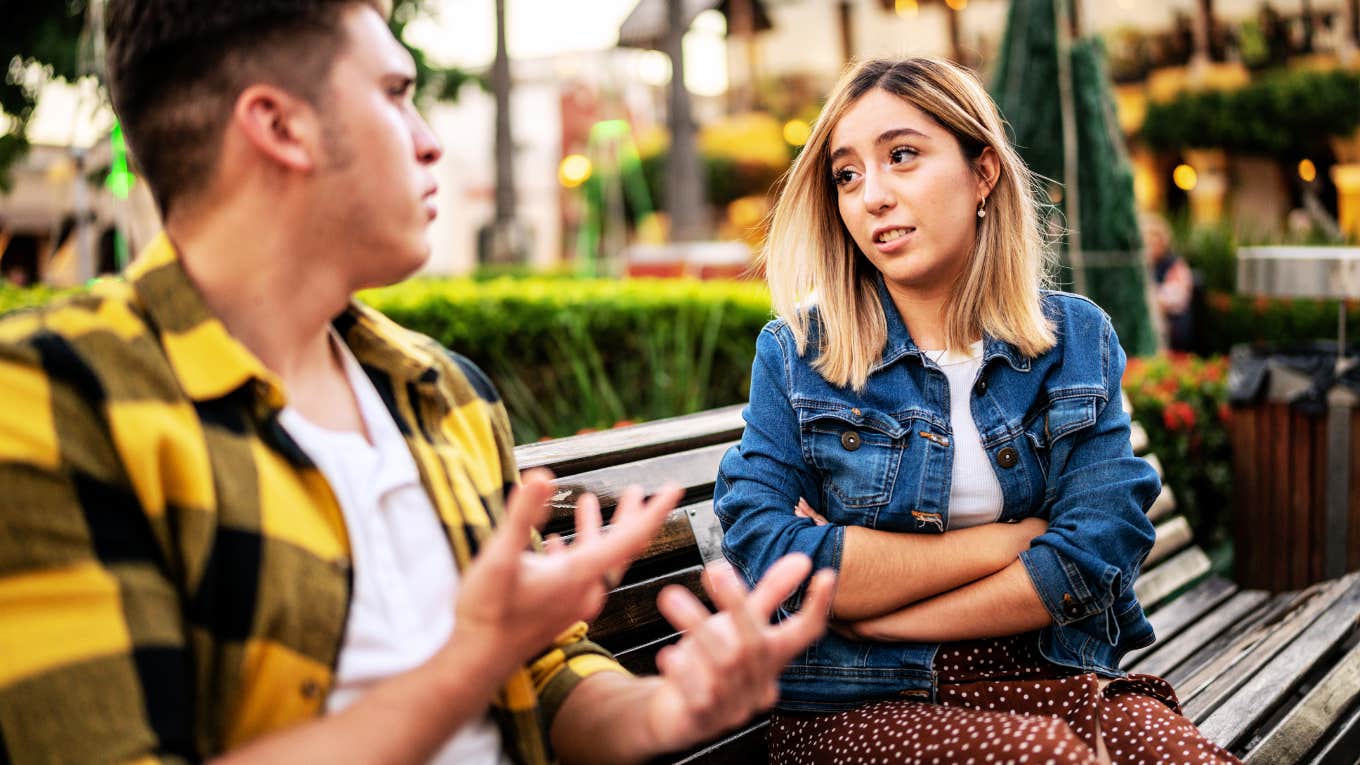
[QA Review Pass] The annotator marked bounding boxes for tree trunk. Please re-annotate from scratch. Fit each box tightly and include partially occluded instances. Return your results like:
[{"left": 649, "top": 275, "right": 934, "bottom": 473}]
[
  {"left": 838, "top": 1, "right": 854, "bottom": 64},
  {"left": 493, "top": 0, "right": 514, "bottom": 226},
  {"left": 665, "top": 0, "right": 707, "bottom": 243}
]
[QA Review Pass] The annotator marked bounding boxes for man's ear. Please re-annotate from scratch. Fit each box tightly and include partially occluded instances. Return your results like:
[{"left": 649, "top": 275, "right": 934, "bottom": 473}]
[
  {"left": 231, "top": 84, "right": 322, "bottom": 173},
  {"left": 975, "top": 146, "right": 1001, "bottom": 201}
]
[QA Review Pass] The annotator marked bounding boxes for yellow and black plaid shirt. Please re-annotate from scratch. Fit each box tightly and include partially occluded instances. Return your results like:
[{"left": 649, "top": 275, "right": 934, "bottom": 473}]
[{"left": 0, "top": 234, "right": 624, "bottom": 764}]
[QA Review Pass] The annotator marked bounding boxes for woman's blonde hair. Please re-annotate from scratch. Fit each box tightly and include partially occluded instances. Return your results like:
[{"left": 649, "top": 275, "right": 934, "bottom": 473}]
[{"left": 763, "top": 57, "right": 1055, "bottom": 391}]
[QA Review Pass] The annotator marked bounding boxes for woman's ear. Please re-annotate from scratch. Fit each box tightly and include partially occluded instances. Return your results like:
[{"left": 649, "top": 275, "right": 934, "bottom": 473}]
[{"left": 975, "top": 146, "right": 1000, "bottom": 201}]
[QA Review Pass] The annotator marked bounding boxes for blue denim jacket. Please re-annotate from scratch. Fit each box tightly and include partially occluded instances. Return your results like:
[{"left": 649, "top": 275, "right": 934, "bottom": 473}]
[{"left": 713, "top": 279, "right": 1161, "bottom": 712}]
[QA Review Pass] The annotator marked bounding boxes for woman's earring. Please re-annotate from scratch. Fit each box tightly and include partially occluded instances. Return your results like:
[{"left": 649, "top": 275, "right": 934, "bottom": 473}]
[{"left": 977, "top": 198, "right": 987, "bottom": 218}]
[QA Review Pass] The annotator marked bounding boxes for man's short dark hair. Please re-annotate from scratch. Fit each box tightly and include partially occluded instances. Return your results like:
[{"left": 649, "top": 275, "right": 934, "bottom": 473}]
[{"left": 105, "top": 0, "right": 389, "bottom": 215}]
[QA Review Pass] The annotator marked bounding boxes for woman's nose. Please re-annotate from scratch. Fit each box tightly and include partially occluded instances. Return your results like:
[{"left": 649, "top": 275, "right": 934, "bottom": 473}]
[{"left": 862, "top": 172, "right": 894, "bottom": 214}]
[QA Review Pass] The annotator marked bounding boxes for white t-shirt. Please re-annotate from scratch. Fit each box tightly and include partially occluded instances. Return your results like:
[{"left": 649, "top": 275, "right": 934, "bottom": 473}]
[
  {"left": 279, "top": 334, "right": 510, "bottom": 765},
  {"left": 924, "top": 341, "right": 1005, "bottom": 530}
]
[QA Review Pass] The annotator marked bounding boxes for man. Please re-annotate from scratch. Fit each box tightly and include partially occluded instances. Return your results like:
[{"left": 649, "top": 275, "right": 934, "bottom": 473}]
[{"left": 0, "top": 2, "right": 835, "bottom": 763}]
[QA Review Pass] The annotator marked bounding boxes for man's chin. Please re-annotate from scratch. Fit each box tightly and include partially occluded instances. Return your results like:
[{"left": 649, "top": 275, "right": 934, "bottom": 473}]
[{"left": 358, "top": 245, "right": 433, "bottom": 291}]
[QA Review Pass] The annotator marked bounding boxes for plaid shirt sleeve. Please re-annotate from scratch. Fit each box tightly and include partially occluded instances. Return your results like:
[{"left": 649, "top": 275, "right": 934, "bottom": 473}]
[
  {"left": 0, "top": 308, "right": 198, "bottom": 765},
  {"left": 442, "top": 352, "right": 629, "bottom": 742}
]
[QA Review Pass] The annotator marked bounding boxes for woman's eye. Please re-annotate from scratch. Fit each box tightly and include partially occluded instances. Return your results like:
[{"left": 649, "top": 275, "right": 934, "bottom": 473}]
[
  {"left": 833, "top": 168, "right": 859, "bottom": 186},
  {"left": 889, "top": 146, "right": 918, "bottom": 164}
]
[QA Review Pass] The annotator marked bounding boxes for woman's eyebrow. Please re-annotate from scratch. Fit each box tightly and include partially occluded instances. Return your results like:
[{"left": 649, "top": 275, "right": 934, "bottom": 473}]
[{"left": 830, "top": 127, "right": 931, "bottom": 162}]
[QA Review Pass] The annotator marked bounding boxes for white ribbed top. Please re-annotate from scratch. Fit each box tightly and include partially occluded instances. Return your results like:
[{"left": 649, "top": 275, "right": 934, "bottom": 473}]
[{"left": 924, "top": 341, "right": 1004, "bottom": 530}]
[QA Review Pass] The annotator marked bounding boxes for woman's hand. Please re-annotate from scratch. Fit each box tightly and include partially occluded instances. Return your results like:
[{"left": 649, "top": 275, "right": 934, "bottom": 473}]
[{"left": 793, "top": 497, "right": 828, "bottom": 525}]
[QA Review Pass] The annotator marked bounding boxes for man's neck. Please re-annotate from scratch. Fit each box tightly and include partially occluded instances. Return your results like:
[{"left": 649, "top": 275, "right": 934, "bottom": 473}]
[{"left": 164, "top": 201, "right": 350, "bottom": 381}]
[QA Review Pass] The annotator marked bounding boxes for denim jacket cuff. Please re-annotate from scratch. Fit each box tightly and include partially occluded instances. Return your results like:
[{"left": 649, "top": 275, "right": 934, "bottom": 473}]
[
  {"left": 730, "top": 522, "right": 844, "bottom": 614},
  {"left": 1020, "top": 546, "right": 1119, "bottom": 626}
]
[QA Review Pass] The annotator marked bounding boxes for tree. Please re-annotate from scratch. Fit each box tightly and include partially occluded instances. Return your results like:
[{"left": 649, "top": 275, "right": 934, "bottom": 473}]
[
  {"left": 992, "top": 0, "right": 1158, "bottom": 357},
  {"left": 0, "top": 1, "right": 88, "bottom": 191},
  {"left": 0, "top": 0, "right": 477, "bottom": 190}
]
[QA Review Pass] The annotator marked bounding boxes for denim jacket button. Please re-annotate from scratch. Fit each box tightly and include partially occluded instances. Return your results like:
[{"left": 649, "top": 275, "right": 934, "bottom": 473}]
[
  {"left": 840, "top": 430, "right": 862, "bottom": 451},
  {"left": 1063, "top": 600, "right": 1083, "bottom": 619},
  {"left": 974, "top": 379, "right": 987, "bottom": 395},
  {"left": 996, "top": 446, "right": 1019, "bottom": 468}
]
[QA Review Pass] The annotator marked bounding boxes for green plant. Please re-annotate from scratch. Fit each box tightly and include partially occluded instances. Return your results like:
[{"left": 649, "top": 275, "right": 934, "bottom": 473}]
[
  {"left": 1140, "top": 69, "right": 1360, "bottom": 158},
  {"left": 1173, "top": 219, "right": 1238, "bottom": 293},
  {"left": 0, "top": 283, "right": 62, "bottom": 315},
  {"left": 360, "top": 277, "right": 774, "bottom": 442},
  {"left": 1200, "top": 292, "right": 1360, "bottom": 354},
  {"left": 1123, "top": 354, "right": 1233, "bottom": 546}
]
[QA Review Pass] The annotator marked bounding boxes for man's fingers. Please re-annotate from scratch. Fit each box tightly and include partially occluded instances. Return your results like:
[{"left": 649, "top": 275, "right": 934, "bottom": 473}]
[
  {"left": 656, "top": 582, "right": 714, "bottom": 633},
  {"left": 574, "top": 492, "right": 602, "bottom": 543},
  {"left": 700, "top": 560, "right": 750, "bottom": 614},
  {"left": 769, "top": 569, "right": 837, "bottom": 661},
  {"left": 746, "top": 553, "right": 814, "bottom": 617},
  {"left": 505, "top": 473, "right": 555, "bottom": 535},
  {"left": 573, "top": 483, "right": 680, "bottom": 576}
]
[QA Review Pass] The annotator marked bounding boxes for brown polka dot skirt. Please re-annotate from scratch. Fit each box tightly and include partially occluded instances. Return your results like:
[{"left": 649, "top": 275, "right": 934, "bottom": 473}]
[{"left": 768, "top": 633, "right": 1241, "bottom": 764}]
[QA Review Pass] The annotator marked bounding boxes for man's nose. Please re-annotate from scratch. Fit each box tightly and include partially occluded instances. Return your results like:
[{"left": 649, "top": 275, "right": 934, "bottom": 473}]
[{"left": 413, "top": 115, "right": 442, "bottom": 165}]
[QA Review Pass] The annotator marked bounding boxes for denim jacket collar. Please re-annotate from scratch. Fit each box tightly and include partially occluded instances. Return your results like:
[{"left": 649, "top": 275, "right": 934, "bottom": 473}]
[{"left": 870, "top": 274, "right": 1031, "bottom": 375}]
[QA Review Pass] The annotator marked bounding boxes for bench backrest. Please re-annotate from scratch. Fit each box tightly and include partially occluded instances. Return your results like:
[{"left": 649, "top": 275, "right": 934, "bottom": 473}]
[{"left": 511, "top": 403, "right": 1194, "bottom": 763}]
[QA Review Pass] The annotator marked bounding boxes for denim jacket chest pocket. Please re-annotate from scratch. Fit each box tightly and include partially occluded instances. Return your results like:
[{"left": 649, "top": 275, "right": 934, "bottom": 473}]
[
  {"left": 794, "top": 402, "right": 909, "bottom": 521},
  {"left": 1023, "top": 393, "right": 1102, "bottom": 496}
]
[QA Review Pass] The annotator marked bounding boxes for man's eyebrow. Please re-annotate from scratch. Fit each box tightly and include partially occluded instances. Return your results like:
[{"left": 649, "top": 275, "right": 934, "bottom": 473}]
[{"left": 829, "top": 127, "right": 930, "bottom": 163}]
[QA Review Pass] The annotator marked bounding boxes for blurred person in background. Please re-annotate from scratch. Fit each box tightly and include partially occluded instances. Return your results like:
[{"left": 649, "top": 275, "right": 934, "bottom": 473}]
[
  {"left": 0, "top": 2, "right": 835, "bottom": 763},
  {"left": 1140, "top": 212, "right": 1194, "bottom": 353}
]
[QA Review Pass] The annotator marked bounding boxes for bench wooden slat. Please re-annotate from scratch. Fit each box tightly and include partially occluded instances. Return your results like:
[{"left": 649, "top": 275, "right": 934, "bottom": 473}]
[
  {"left": 1145, "top": 516, "right": 1194, "bottom": 569},
  {"left": 1146, "top": 484, "right": 1178, "bottom": 523},
  {"left": 516, "top": 405, "right": 745, "bottom": 476},
  {"left": 1163, "top": 591, "right": 1297, "bottom": 689},
  {"left": 1134, "top": 546, "right": 1212, "bottom": 608},
  {"left": 1198, "top": 573, "right": 1360, "bottom": 748},
  {"left": 546, "top": 442, "right": 734, "bottom": 532},
  {"left": 1304, "top": 698, "right": 1360, "bottom": 765},
  {"left": 1130, "top": 422, "right": 1149, "bottom": 455},
  {"left": 1127, "top": 589, "right": 1273, "bottom": 678},
  {"left": 1180, "top": 576, "right": 1358, "bottom": 722},
  {"left": 590, "top": 567, "right": 706, "bottom": 649},
  {"left": 1241, "top": 631, "right": 1360, "bottom": 763},
  {"left": 615, "top": 631, "right": 683, "bottom": 675},
  {"left": 1143, "top": 452, "right": 1163, "bottom": 478},
  {"left": 664, "top": 721, "right": 770, "bottom": 765},
  {"left": 1121, "top": 576, "right": 1238, "bottom": 670}
]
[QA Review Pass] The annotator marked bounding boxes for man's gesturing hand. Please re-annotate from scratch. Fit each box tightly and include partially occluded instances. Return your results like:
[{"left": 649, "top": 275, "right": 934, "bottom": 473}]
[
  {"left": 451, "top": 469, "right": 683, "bottom": 679},
  {"left": 642, "top": 555, "right": 836, "bottom": 751}
]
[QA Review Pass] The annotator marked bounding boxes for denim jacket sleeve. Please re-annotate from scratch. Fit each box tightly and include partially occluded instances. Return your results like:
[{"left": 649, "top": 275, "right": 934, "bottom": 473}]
[
  {"left": 1018, "top": 316, "right": 1160, "bottom": 643},
  {"left": 714, "top": 325, "right": 845, "bottom": 609}
]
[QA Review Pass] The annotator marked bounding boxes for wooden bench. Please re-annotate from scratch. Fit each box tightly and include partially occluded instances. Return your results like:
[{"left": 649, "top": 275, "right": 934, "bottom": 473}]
[{"left": 513, "top": 401, "right": 1360, "bottom": 764}]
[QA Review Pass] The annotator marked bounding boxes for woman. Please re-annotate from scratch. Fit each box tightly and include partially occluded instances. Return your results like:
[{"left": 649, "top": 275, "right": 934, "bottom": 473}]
[{"left": 713, "top": 58, "right": 1237, "bottom": 764}]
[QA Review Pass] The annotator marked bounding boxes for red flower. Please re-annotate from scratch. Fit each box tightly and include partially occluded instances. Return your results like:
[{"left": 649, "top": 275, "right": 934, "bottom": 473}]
[
  {"left": 1218, "top": 403, "right": 1232, "bottom": 424},
  {"left": 1162, "top": 401, "right": 1197, "bottom": 431}
]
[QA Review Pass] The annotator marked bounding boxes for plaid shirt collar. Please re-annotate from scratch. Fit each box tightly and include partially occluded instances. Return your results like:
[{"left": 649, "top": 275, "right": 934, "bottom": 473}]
[{"left": 125, "top": 232, "right": 443, "bottom": 407}]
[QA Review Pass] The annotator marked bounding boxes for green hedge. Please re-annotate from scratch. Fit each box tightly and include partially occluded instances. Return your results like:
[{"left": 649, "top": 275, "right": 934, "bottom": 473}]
[
  {"left": 1141, "top": 68, "right": 1360, "bottom": 157},
  {"left": 360, "top": 277, "right": 773, "bottom": 442},
  {"left": 1201, "top": 291, "right": 1360, "bottom": 354}
]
